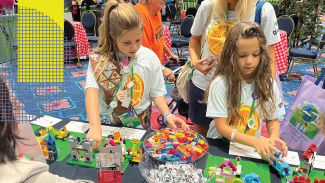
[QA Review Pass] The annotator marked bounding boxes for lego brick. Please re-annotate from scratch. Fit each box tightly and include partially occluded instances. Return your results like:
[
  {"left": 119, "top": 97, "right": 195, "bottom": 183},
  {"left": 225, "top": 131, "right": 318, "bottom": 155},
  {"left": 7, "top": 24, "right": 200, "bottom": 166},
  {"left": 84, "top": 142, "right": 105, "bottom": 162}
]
[{"left": 280, "top": 166, "right": 325, "bottom": 183}]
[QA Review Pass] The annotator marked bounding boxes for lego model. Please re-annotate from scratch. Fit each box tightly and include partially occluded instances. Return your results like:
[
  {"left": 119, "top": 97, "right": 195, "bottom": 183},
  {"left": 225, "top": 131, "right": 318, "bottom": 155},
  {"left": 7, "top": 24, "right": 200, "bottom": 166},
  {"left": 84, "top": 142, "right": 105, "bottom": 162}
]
[
  {"left": 46, "top": 126, "right": 71, "bottom": 141},
  {"left": 108, "top": 132, "right": 125, "bottom": 145},
  {"left": 35, "top": 130, "right": 48, "bottom": 147},
  {"left": 39, "top": 130, "right": 59, "bottom": 161},
  {"left": 297, "top": 143, "right": 318, "bottom": 178},
  {"left": 103, "top": 138, "right": 118, "bottom": 147},
  {"left": 219, "top": 159, "right": 237, "bottom": 182},
  {"left": 96, "top": 145, "right": 125, "bottom": 173},
  {"left": 68, "top": 136, "right": 94, "bottom": 163},
  {"left": 130, "top": 138, "right": 142, "bottom": 163},
  {"left": 293, "top": 175, "right": 311, "bottom": 183},
  {"left": 243, "top": 173, "right": 262, "bottom": 183},
  {"left": 270, "top": 147, "right": 291, "bottom": 177},
  {"left": 314, "top": 178, "right": 325, "bottom": 183}
]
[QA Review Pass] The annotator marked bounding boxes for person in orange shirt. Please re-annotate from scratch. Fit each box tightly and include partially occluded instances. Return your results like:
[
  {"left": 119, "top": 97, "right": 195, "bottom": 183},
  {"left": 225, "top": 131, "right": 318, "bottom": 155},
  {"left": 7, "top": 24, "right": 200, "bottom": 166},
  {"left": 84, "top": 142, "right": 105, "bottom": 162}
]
[{"left": 135, "top": 0, "right": 179, "bottom": 82}]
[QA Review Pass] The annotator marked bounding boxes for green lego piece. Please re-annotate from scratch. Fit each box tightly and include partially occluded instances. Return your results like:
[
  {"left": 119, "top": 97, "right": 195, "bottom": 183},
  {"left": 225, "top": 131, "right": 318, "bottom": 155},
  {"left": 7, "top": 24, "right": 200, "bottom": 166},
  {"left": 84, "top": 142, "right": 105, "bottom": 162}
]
[
  {"left": 293, "top": 170, "right": 298, "bottom": 176},
  {"left": 233, "top": 178, "right": 243, "bottom": 183},
  {"left": 168, "top": 158, "right": 172, "bottom": 161}
]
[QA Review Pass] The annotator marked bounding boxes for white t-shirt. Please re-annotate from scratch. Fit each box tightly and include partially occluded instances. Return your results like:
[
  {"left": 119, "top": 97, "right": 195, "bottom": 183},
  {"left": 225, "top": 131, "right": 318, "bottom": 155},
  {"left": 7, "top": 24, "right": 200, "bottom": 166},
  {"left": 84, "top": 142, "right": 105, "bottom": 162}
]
[
  {"left": 206, "top": 76, "right": 285, "bottom": 139},
  {"left": 85, "top": 46, "right": 166, "bottom": 118},
  {"left": 190, "top": 0, "right": 281, "bottom": 90}
]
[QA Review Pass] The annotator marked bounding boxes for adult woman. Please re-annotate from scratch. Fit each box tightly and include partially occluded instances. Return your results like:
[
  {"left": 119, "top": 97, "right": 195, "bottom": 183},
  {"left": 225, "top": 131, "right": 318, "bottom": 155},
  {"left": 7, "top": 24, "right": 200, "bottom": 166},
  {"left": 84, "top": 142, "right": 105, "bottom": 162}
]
[
  {"left": 135, "top": 0, "right": 179, "bottom": 82},
  {"left": 188, "top": 0, "right": 280, "bottom": 137},
  {"left": 0, "top": 77, "right": 93, "bottom": 183}
]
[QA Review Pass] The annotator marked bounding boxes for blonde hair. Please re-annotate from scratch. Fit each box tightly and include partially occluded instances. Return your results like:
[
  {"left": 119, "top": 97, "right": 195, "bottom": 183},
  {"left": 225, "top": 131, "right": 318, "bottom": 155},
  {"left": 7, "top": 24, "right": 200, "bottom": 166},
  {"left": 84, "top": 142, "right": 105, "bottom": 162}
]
[
  {"left": 94, "top": 2, "right": 143, "bottom": 78},
  {"left": 205, "top": 22, "right": 276, "bottom": 122},
  {"left": 213, "top": 0, "right": 257, "bottom": 23}
]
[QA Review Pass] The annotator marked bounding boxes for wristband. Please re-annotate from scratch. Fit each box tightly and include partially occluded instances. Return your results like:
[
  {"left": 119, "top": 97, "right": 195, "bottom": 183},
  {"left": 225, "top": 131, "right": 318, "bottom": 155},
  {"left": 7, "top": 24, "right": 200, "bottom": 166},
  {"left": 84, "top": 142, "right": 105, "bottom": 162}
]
[
  {"left": 230, "top": 129, "right": 238, "bottom": 143},
  {"left": 163, "top": 113, "right": 174, "bottom": 125},
  {"left": 161, "top": 65, "right": 165, "bottom": 71}
]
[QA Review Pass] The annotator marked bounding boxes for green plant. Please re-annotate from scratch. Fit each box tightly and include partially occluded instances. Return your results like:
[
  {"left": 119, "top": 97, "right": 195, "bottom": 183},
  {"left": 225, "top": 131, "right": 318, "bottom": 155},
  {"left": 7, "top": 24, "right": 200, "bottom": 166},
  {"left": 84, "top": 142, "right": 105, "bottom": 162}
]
[{"left": 315, "top": 68, "right": 325, "bottom": 78}]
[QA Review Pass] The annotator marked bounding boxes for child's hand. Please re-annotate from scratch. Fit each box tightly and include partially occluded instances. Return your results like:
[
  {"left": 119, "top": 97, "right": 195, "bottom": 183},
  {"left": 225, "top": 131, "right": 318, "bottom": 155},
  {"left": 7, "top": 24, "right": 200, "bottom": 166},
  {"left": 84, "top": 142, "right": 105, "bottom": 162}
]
[
  {"left": 193, "top": 58, "right": 217, "bottom": 75},
  {"left": 253, "top": 139, "right": 279, "bottom": 164},
  {"left": 166, "top": 115, "right": 190, "bottom": 131},
  {"left": 86, "top": 125, "right": 102, "bottom": 151},
  {"left": 269, "top": 138, "right": 288, "bottom": 158}
]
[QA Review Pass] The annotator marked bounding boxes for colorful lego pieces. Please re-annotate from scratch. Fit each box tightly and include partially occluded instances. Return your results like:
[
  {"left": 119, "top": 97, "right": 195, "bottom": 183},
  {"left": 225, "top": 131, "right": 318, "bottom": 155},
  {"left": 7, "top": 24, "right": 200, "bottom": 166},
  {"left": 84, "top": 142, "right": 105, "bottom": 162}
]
[
  {"left": 270, "top": 147, "right": 291, "bottom": 177},
  {"left": 297, "top": 143, "right": 318, "bottom": 178}
]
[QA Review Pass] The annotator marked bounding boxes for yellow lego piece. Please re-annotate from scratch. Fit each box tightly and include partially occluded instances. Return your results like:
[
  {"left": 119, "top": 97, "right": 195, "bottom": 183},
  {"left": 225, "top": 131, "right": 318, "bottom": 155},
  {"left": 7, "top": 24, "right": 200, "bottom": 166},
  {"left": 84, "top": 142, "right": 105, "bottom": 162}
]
[
  {"left": 188, "top": 137, "right": 193, "bottom": 141},
  {"left": 176, "top": 133, "right": 182, "bottom": 138},
  {"left": 198, "top": 140, "right": 205, "bottom": 144},
  {"left": 194, "top": 134, "right": 198, "bottom": 137},
  {"left": 170, "top": 136, "right": 176, "bottom": 140},
  {"left": 208, "top": 171, "right": 212, "bottom": 174},
  {"left": 186, "top": 145, "right": 192, "bottom": 150},
  {"left": 157, "top": 132, "right": 161, "bottom": 135},
  {"left": 182, "top": 135, "right": 186, "bottom": 138},
  {"left": 197, "top": 147, "right": 203, "bottom": 153},
  {"left": 149, "top": 151, "right": 156, "bottom": 155}
]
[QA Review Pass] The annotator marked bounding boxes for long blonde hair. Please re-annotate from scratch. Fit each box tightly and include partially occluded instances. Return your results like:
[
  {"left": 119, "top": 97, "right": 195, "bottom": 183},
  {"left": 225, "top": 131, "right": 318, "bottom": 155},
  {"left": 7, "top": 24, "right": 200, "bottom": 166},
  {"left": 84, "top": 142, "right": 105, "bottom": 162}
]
[
  {"left": 213, "top": 0, "right": 257, "bottom": 23},
  {"left": 205, "top": 22, "right": 276, "bottom": 122},
  {"left": 94, "top": 2, "right": 143, "bottom": 78}
]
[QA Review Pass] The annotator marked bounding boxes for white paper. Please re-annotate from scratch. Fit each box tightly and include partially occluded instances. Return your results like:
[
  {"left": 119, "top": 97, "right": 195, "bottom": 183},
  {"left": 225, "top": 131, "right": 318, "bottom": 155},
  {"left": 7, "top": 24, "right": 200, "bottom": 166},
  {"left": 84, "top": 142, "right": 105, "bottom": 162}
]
[
  {"left": 119, "top": 127, "right": 146, "bottom": 140},
  {"left": 229, "top": 142, "right": 261, "bottom": 159},
  {"left": 283, "top": 151, "right": 300, "bottom": 166},
  {"left": 65, "top": 121, "right": 90, "bottom": 133},
  {"left": 30, "top": 115, "right": 62, "bottom": 127},
  {"left": 101, "top": 126, "right": 122, "bottom": 137},
  {"left": 314, "top": 155, "right": 325, "bottom": 170}
]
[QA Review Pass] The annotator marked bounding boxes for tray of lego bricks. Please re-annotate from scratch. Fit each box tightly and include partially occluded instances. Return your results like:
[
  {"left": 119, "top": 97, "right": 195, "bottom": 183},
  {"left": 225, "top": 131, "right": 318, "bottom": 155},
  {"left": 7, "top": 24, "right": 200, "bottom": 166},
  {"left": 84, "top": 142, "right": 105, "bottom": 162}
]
[
  {"left": 143, "top": 128, "right": 209, "bottom": 163},
  {"left": 33, "top": 126, "right": 143, "bottom": 172},
  {"left": 139, "top": 148, "right": 218, "bottom": 183}
]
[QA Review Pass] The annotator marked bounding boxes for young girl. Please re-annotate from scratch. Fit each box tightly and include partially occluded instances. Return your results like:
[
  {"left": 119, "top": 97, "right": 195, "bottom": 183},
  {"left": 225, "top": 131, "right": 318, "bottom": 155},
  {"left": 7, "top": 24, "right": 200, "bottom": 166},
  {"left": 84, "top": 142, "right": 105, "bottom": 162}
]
[
  {"left": 205, "top": 22, "right": 287, "bottom": 163},
  {"left": 85, "top": 2, "right": 189, "bottom": 149}
]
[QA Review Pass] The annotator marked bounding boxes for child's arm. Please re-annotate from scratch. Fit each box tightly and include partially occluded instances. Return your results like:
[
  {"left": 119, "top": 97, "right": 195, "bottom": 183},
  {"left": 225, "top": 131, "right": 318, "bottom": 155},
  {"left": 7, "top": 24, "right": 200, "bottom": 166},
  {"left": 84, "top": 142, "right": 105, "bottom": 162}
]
[
  {"left": 214, "top": 117, "right": 278, "bottom": 163},
  {"left": 85, "top": 88, "right": 102, "bottom": 150},
  {"left": 265, "top": 118, "right": 288, "bottom": 157},
  {"left": 152, "top": 96, "right": 189, "bottom": 130}
]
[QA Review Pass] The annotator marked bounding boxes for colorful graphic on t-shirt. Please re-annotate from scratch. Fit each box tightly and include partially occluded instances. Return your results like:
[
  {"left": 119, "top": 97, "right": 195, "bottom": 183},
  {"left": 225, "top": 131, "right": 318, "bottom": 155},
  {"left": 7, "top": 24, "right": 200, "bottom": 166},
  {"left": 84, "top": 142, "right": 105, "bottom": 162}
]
[
  {"left": 207, "top": 21, "right": 236, "bottom": 56},
  {"left": 289, "top": 100, "right": 324, "bottom": 140},
  {"left": 125, "top": 73, "right": 144, "bottom": 107},
  {"left": 229, "top": 105, "right": 260, "bottom": 136}
]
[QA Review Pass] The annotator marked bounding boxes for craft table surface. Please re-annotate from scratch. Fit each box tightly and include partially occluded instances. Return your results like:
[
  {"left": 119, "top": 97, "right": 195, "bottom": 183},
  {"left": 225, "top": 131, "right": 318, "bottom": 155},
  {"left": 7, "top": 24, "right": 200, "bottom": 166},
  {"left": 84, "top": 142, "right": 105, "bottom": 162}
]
[{"left": 41, "top": 117, "right": 322, "bottom": 183}]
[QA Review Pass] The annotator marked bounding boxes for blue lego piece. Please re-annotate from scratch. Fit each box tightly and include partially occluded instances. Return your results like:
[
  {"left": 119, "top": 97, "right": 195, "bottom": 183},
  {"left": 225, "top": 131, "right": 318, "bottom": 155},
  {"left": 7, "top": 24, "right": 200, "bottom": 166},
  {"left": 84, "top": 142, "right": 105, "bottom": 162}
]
[
  {"left": 193, "top": 137, "right": 199, "bottom": 144},
  {"left": 187, "top": 156, "right": 192, "bottom": 161},
  {"left": 159, "top": 155, "right": 166, "bottom": 161},
  {"left": 185, "top": 139, "right": 189, "bottom": 144},
  {"left": 171, "top": 157, "right": 179, "bottom": 162},
  {"left": 160, "top": 139, "right": 166, "bottom": 142},
  {"left": 176, "top": 151, "right": 184, "bottom": 158},
  {"left": 271, "top": 148, "right": 291, "bottom": 177},
  {"left": 161, "top": 149, "right": 166, "bottom": 154},
  {"left": 244, "top": 173, "right": 262, "bottom": 183},
  {"left": 165, "top": 143, "right": 173, "bottom": 148}
]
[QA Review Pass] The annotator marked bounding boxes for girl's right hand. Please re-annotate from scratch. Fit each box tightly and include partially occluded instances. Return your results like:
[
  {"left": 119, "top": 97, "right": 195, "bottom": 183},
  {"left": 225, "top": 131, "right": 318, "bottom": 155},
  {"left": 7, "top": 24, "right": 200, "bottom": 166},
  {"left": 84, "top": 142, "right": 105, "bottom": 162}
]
[
  {"left": 86, "top": 125, "right": 103, "bottom": 151},
  {"left": 253, "top": 138, "right": 279, "bottom": 164},
  {"left": 192, "top": 58, "right": 216, "bottom": 75}
]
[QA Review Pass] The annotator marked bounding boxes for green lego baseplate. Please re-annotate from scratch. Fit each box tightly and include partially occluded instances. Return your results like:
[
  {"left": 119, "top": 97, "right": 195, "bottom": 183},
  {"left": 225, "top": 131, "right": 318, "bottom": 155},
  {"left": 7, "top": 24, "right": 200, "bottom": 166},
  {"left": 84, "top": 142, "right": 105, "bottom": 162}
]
[
  {"left": 66, "top": 138, "right": 143, "bottom": 172},
  {"left": 31, "top": 125, "right": 40, "bottom": 131},
  {"left": 204, "top": 155, "right": 271, "bottom": 183},
  {"left": 281, "top": 167, "right": 325, "bottom": 183}
]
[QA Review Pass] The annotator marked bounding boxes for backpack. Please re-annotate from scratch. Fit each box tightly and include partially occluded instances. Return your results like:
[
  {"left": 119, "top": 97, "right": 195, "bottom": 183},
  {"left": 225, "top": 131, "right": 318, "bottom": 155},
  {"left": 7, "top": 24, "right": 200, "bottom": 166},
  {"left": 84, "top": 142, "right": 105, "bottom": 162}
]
[{"left": 176, "top": 0, "right": 267, "bottom": 103}]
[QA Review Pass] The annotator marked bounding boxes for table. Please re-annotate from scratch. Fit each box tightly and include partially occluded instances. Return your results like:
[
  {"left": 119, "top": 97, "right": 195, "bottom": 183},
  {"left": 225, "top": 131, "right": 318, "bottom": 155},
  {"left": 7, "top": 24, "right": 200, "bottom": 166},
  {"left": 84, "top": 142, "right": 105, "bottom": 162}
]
[
  {"left": 274, "top": 30, "right": 288, "bottom": 75},
  {"left": 65, "top": 21, "right": 92, "bottom": 60},
  {"left": 0, "top": 14, "right": 17, "bottom": 62},
  {"left": 34, "top": 117, "right": 325, "bottom": 183}
]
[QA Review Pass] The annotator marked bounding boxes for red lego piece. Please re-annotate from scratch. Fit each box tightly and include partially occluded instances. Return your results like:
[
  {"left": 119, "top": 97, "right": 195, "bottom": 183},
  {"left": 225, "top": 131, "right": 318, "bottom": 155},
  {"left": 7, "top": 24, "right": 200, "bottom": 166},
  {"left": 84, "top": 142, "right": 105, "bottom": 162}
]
[
  {"left": 166, "top": 136, "right": 170, "bottom": 142},
  {"left": 308, "top": 143, "right": 318, "bottom": 153},
  {"left": 293, "top": 176, "right": 311, "bottom": 183},
  {"left": 98, "top": 170, "right": 122, "bottom": 183},
  {"left": 178, "top": 138, "right": 185, "bottom": 143},
  {"left": 302, "top": 150, "right": 312, "bottom": 161},
  {"left": 179, "top": 158, "right": 187, "bottom": 161},
  {"left": 315, "top": 178, "right": 325, "bottom": 183}
]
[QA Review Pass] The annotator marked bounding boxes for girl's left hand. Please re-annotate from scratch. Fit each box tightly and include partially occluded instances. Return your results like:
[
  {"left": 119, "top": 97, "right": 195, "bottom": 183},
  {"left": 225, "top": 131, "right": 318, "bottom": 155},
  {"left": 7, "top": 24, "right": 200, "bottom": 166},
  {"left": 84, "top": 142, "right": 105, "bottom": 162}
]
[
  {"left": 166, "top": 115, "right": 190, "bottom": 131},
  {"left": 269, "top": 138, "right": 288, "bottom": 158}
]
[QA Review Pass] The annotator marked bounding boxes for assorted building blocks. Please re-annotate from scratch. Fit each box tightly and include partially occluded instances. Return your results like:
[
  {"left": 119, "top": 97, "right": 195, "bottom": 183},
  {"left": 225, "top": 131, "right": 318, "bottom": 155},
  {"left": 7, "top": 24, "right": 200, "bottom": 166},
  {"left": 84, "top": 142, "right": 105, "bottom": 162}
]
[
  {"left": 96, "top": 145, "right": 124, "bottom": 173},
  {"left": 46, "top": 126, "right": 71, "bottom": 141},
  {"left": 38, "top": 129, "right": 59, "bottom": 161},
  {"left": 297, "top": 144, "right": 318, "bottom": 178},
  {"left": 69, "top": 136, "right": 94, "bottom": 163}
]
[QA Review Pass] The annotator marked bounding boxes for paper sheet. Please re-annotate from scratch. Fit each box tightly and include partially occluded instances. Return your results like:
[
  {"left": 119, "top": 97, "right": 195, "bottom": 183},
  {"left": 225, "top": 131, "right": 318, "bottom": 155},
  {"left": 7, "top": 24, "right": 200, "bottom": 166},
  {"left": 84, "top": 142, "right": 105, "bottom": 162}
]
[
  {"left": 101, "top": 125, "right": 122, "bottom": 137},
  {"left": 283, "top": 151, "right": 300, "bottom": 166},
  {"left": 65, "top": 121, "right": 90, "bottom": 133},
  {"left": 314, "top": 155, "right": 325, "bottom": 170},
  {"left": 119, "top": 127, "right": 146, "bottom": 140},
  {"left": 229, "top": 142, "right": 261, "bottom": 159},
  {"left": 30, "top": 115, "right": 62, "bottom": 127}
]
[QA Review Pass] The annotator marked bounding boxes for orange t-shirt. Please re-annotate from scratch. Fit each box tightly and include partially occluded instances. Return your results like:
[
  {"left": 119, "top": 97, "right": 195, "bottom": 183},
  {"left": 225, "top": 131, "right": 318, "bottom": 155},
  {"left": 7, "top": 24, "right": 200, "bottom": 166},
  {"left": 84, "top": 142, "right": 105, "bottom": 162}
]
[{"left": 135, "top": 3, "right": 164, "bottom": 63}]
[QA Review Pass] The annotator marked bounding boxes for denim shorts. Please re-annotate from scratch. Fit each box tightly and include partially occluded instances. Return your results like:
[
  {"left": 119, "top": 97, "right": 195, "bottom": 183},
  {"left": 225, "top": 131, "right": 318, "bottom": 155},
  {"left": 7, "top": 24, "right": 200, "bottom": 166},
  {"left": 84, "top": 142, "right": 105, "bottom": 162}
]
[{"left": 189, "top": 82, "right": 213, "bottom": 126}]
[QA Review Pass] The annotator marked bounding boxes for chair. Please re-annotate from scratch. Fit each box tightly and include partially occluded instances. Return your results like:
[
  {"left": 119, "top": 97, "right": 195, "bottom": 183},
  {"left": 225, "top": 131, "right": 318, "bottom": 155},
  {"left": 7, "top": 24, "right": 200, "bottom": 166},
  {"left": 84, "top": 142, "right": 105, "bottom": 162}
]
[
  {"left": 0, "top": 21, "right": 17, "bottom": 71},
  {"left": 287, "top": 32, "right": 325, "bottom": 80},
  {"left": 185, "top": 6, "right": 197, "bottom": 17},
  {"left": 168, "top": 4, "right": 182, "bottom": 33},
  {"left": 289, "top": 13, "right": 299, "bottom": 48},
  {"left": 277, "top": 15, "right": 295, "bottom": 50},
  {"left": 171, "top": 15, "right": 194, "bottom": 58},
  {"left": 272, "top": 5, "right": 279, "bottom": 17},
  {"left": 81, "top": 10, "right": 99, "bottom": 46},
  {"left": 64, "top": 19, "right": 81, "bottom": 68}
]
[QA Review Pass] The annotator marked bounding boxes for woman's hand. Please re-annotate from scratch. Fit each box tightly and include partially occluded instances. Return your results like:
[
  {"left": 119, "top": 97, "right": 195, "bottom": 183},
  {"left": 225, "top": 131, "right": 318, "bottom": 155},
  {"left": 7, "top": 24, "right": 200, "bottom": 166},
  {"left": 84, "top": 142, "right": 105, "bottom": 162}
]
[
  {"left": 253, "top": 138, "right": 279, "bottom": 164},
  {"left": 269, "top": 138, "right": 288, "bottom": 158},
  {"left": 170, "top": 53, "right": 179, "bottom": 63},
  {"left": 163, "top": 67, "right": 176, "bottom": 82},
  {"left": 86, "top": 124, "right": 103, "bottom": 151},
  {"left": 166, "top": 115, "right": 190, "bottom": 131},
  {"left": 192, "top": 57, "right": 217, "bottom": 75}
]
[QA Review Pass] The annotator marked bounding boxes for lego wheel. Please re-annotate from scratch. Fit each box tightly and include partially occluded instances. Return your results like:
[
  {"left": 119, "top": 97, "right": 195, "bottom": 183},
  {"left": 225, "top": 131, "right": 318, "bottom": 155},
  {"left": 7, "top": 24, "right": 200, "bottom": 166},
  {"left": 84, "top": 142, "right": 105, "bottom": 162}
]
[
  {"left": 54, "top": 135, "right": 58, "bottom": 139},
  {"left": 123, "top": 138, "right": 126, "bottom": 144},
  {"left": 67, "top": 133, "right": 71, "bottom": 137},
  {"left": 63, "top": 137, "right": 66, "bottom": 141}
]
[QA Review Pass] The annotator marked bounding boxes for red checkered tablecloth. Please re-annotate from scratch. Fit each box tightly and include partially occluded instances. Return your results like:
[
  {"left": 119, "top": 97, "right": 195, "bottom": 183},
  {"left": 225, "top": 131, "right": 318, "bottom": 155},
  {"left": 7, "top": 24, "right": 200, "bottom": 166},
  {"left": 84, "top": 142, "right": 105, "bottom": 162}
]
[
  {"left": 162, "top": 25, "right": 172, "bottom": 64},
  {"left": 274, "top": 30, "right": 288, "bottom": 74},
  {"left": 181, "top": 10, "right": 186, "bottom": 20},
  {"left": 65, "top": 21, "right": 92, "bottom": 60}
]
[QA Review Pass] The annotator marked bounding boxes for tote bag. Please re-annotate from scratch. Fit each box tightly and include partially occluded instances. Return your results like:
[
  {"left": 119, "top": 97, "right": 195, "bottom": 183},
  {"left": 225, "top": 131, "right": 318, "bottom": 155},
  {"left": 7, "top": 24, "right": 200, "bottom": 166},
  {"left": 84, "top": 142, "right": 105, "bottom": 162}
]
[
  {"left": 280, "top": 70, "right": 325, "bottom": 151},
  {"left": 176, "top": 59, "right": 194, "bottom": 103}
]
